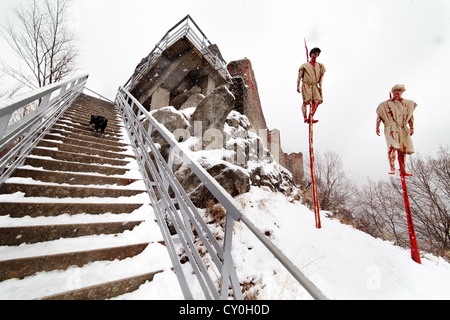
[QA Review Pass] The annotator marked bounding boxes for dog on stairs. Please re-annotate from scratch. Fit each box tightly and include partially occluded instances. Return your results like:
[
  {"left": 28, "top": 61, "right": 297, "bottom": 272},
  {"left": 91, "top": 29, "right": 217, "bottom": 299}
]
[{"left": 89, "top": 115, "right": 108, "bottom": 138}]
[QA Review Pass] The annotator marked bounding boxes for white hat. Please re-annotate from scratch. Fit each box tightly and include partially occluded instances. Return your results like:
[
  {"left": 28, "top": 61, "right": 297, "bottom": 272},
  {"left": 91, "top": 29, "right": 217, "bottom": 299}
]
[{"left": 391, "top": 84, "right": 406, "bottom": 92}]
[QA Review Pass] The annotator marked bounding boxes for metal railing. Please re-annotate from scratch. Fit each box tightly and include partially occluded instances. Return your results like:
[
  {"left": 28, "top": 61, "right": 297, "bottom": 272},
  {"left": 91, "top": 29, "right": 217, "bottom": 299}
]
[
  {"left": 115, "top": 86, "right": 328, "bottom": 300},
  {"left": 124, "top": 15, "right": 231, "bottom": 90},
  {"left": 0, "top": 74, "right": 89, "bottom": 186}
]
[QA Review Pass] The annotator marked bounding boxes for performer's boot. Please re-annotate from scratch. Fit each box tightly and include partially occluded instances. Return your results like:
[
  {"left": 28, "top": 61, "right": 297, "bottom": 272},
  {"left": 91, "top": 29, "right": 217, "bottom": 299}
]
[{"left": 388, "top": 168, "right": 395, "bottom": 175}]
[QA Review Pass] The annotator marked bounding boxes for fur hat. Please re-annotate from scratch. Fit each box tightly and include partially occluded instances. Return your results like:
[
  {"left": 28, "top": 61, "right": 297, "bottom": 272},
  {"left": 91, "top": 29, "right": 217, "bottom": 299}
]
[{"left": 391, "top": 84, "right": 406, "bottom": 92}]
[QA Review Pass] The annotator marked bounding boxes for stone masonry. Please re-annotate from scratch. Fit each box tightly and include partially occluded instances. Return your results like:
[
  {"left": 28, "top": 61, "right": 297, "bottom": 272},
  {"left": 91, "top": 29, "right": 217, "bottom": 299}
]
[{"left": 227, "top": 58, "right": 304, "bottom": 184}]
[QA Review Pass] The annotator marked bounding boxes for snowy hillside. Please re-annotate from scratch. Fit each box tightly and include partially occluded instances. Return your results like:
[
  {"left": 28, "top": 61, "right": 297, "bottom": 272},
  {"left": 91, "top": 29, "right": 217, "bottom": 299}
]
[
  {"left": 118, "top": 105, "right": 450, "bottom": 300},
  {"left": 230, "top": 187, "right": 450, "bottom": 299},
  {"left": 118, "top": 186, "right": 450, "bottom": 300}
]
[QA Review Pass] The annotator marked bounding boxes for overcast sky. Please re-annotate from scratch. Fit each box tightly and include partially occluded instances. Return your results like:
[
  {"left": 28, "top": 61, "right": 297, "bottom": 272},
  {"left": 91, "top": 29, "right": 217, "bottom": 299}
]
[{"left": 1, "top": 0, "right": 449, "bottom": 185}]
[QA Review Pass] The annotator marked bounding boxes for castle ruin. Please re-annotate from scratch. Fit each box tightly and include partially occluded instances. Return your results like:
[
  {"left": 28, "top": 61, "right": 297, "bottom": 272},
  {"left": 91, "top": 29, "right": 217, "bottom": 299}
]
[{"left": 125, "top": 16, "right": 304, "bottom": 186}]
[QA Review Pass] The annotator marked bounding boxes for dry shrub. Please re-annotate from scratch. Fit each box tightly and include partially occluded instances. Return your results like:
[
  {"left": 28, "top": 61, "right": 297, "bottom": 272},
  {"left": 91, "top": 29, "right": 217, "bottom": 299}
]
[{"left": 205, "top": 199, "right": 226, "bottom": 226}]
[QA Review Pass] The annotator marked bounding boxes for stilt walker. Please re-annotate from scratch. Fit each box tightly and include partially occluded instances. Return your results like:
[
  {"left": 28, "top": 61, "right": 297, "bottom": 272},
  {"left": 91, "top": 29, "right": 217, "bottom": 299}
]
[
  {"left": 376, "top": 84, "right": 421, "bottom": 263},
  {"left": 297, "top": 40, "right": 326, "bottom": 229}
]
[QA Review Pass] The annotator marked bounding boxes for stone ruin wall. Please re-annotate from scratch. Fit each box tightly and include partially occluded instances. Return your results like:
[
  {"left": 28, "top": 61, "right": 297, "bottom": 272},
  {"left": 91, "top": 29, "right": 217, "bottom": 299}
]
[{"left": 227, "top": 58, "right": 304, "bottom": 185}]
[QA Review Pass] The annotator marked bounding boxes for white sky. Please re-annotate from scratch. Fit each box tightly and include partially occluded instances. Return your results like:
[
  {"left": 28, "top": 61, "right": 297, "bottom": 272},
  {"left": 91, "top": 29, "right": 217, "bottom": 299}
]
[{"left": 1, "top": 0, "right": 449, "bottom": 185}]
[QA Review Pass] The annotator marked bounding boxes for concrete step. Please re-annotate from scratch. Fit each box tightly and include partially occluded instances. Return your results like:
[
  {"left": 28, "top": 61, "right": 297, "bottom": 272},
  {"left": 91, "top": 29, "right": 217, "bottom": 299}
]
[
  {"left": 42, "top": 133, "right": 129, "bottom": 153},
  {"left": 50, "top": 123, "right": 123, "bottom": 143},
  {"left": 61, "top": 111, "right": 123, "bottom": 129},
  {"left": 0, "top": 182, "right": 145, "bottom": 198},
  {"left": 70, "top": 95, "right": 119, "bottom": 116},
  {"left": 30, "top": 147, "right": 130, "bottom": 166},
  {"left": 0, "top": 220, "right": 144, "bottom": 246},
  {"left": 54, "top": 119, "right": 123, "bottom": 140},
  {"left": 69, "top": 99, "right": 119, "bottom": 113},
  {"left": 0, "top": 241, "right": 176, "bottom": 300},
  {"left": 0, "top": 243, "right": 149, "bottom": 281},
  {"left": 41, "top": 271, "right": 163, "bottom": 300},
  {"left": 49, "top": 126, "right": 127, "bottom": 148},
  {"left": 24, "top": 157, "right": 130, "bottom": 176},
  {"left": 68, "top": 106, "right": 119, "bottom": 120},
  {"left": 63, "top": 104, "right": 122, "bottom": 120},
  {"left": 57, "top": 116, "right": 123, "bottom": 136},
  {"left": 11, "top": 168, "right": 138, "bottom": 186},
  {"left": 37, "top": 139, "right": 133, "bottom": 160},
  {"left": 0, "top": 202, "right": 143, "bottom": 217}
]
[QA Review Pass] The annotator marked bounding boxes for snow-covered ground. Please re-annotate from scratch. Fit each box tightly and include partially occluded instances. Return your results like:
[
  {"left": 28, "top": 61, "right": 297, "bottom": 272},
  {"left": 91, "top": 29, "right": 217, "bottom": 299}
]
[
  {"left": 230, "top": 187, "right": 450, "bottom": 299},
  {"left": 116, "top": 186, "right": 450, "bottom": 300}
]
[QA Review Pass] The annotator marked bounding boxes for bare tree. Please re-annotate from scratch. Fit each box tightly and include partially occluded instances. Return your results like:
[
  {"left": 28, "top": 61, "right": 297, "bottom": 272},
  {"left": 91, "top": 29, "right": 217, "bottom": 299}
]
[
  {"left": 0, "top": 74, "right": 23, "bottom": 99},
  {"left": 399, "top": 147, "right": 450, "bottom": 257},
  {"left": 316, "top": 152, "right": 354, "bottom": 211},
  {"left": 353, "top": 179, "right": 408, "bottom": 245},
  {"left": 304, "top": 151, "right": 356, "bottom": 223},
  {"left": 352, "top": 146, "right": 450, "bottom": 260},
  {"left": 0, "top": 0, "right": 77, "bottom": 91}
]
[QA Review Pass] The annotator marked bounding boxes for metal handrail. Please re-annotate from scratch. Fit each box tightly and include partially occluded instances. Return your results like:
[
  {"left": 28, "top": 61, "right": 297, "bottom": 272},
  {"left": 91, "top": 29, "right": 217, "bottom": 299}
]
[
  {"left": 116, "top": 86, "right": 242, "bottom": 299},
  {"left": 124, "top": 15, "right": 231, "bottom": 90},
  {"left": 115, "top": 86, "right": 328, "bottom": 300},
  {"left": 0, "top": 74, "right": 89, "bottom": 186},
  {"left": 83, "top": 87, "right": 114, "bottom": 104}
]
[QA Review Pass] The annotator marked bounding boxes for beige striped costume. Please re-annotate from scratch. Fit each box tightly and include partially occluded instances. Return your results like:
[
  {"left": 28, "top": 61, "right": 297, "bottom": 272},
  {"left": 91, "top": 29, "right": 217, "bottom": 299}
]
[{"left": 299, "top": 62, "right": 326, "bottom": 104}]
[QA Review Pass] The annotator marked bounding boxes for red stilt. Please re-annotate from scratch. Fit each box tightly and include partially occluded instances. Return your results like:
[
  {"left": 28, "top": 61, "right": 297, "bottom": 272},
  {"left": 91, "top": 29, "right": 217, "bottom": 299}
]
[
  {"left": 309, "top": 116, "right": 321, "bottom": 229},
  {"left": 397, "top": 150, "right": 421, "bottom": 264}
]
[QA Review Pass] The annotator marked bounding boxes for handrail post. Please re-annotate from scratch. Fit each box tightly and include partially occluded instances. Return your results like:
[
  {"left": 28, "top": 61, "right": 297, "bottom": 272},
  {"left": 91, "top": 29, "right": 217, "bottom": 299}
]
[{"left": 220, "top": 212, "right": 234, "bottom": 299}]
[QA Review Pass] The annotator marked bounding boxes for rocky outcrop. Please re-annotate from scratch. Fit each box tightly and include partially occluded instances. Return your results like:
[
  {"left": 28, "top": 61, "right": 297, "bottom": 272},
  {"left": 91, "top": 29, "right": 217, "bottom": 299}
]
[
  {"left": 174, "top": 161, "right": 251, "bottom": 208},
  {"left": 150, "top": 105, "right": 299, "bottom": 207},
  {"left": 171, "top": 86, "right": 203, "bottom": 110},
  {"left": 227, "top": 58, "right": 304, "bottom": 185},
  {"left": 151, "top": 106, "right": 190, "bottom": 134},
  {"left": 190, "top": 85, "right": 235, "bottom": 149},
  {"left": 135, "top": 52, "right": 304, "bottom": 206}
]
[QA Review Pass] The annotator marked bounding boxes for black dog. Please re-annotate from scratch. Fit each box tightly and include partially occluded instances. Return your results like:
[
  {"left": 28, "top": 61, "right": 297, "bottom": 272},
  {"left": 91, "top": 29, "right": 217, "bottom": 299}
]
[{"left": 89, "top": 115, "right": 108, "bottom": 138}]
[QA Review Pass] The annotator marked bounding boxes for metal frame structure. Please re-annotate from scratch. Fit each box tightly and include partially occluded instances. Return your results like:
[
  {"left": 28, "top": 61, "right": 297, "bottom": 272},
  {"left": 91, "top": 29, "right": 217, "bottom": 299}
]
[
  {"left": 124, "top": 15, "right": 231, "bottom": 90},
  {"left": 0, "top": 74, "right": 89, "bottom": 186},
  {"left": 116, "top": 86, "right": 328, "bottom": 300}
]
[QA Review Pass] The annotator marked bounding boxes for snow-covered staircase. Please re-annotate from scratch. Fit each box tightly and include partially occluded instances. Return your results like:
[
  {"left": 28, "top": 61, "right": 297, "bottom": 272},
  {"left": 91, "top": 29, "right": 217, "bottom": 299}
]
[{"left": 0, "top": 93, "right": 177, "bottom": 299}]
